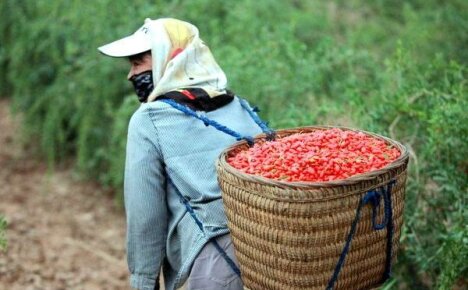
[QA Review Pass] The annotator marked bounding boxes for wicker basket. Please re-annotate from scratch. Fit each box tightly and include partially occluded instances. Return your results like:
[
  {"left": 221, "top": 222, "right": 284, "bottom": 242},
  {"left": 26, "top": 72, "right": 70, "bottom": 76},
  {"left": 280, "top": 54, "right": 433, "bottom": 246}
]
[{"left": 216, "top": 126, "right": 409, "bottom": 290}]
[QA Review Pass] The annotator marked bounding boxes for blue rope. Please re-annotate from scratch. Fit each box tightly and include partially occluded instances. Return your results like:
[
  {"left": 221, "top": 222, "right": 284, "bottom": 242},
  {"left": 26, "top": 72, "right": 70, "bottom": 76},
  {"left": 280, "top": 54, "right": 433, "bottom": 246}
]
[
  {"left": 166, "top": 176, "right": 242, "bottom": 278},
  {"left": 238, "top": 98, "right": 276, "bottom": 141},
  {"left": 160, "top": 99, "right": 255, "bottom": 146},
  {"left": 382, "top": 182, "right": 395, "bottom": 281},
  {"left": 211, "top": 238, "right": 242, "bottom": 277},
  {"left": 326, "top": 180, "right": 396, "bottom": 290},
  {"left": 158, "top": 97, "right": 276, "bottom": 278}
]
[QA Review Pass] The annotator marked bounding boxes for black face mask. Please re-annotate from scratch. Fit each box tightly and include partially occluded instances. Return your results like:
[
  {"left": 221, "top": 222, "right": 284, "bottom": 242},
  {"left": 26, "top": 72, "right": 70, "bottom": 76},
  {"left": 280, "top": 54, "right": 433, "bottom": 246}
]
[{"left": 129, "top": 70, "right": 154, "bottom": 103}]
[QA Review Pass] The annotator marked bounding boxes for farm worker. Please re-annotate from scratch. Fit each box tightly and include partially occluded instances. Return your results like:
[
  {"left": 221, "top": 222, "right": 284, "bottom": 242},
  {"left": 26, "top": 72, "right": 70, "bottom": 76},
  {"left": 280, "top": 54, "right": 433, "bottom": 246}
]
[{"left": 98, "top": 18, "right": 268, "bottom": 290}]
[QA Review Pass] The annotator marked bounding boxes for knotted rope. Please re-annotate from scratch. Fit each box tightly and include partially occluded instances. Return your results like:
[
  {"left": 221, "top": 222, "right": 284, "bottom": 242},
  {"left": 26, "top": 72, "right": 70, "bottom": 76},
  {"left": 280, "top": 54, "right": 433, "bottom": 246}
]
[
  {"left": 326, "top": 180, "right": 396, "bottom": 290},
  {"left": 238, "top": 98, "right": 276, "bottom": 141}
]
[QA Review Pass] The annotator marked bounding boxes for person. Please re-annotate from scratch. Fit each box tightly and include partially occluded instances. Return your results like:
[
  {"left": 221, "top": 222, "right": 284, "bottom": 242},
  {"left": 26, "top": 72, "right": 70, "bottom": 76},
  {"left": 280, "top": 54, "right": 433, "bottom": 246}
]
[{"left": 98, "top": 18, "right": 273, "bottom": 290}]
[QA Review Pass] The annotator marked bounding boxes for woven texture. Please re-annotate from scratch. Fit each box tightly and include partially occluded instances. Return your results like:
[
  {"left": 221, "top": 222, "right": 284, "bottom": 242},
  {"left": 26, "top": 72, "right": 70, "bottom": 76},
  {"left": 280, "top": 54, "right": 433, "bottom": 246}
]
[{"left": 216, "top": 126, "right": 409, "bottom": 290}]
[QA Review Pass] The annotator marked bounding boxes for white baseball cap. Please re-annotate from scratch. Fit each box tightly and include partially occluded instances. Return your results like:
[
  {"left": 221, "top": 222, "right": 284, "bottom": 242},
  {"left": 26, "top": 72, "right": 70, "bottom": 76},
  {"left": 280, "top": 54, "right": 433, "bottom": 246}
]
[{"left": 98, "top": 19, "right": 152, "bottom": 57}]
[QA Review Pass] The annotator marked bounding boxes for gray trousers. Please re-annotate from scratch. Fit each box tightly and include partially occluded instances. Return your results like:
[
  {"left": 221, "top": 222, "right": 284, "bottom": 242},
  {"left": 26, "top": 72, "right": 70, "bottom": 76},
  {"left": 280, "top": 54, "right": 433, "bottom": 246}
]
[{"left": 186, "top": 234, "right": 244, "bottom": 290}]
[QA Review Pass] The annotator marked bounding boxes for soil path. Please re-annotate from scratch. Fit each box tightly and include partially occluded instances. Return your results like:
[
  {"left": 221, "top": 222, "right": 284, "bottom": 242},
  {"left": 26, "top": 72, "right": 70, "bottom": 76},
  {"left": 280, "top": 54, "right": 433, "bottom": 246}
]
[{"left": 0, "top": 98, "right": 130, "bottom": 290}]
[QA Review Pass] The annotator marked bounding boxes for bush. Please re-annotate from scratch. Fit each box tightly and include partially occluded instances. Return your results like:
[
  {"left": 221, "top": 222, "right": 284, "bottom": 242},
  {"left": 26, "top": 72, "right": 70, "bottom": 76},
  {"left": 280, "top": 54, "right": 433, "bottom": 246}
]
[
  {"left": 1, "top": 0, "right": 466, "bottom": 288},
  {"left": 0, "top": 216, "right": 6, "bottom": 251}
]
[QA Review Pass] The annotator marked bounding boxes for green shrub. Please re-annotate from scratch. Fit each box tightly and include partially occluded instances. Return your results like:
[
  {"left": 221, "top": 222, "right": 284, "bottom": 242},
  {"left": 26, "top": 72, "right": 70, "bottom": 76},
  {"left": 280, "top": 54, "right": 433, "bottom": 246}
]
[
  {"left": 101, "top": 95, "right": 140, "bottom": 206},
  {"left": 1, "top": 0, "right": 466, "bottom": 288},
  {"left": 0, "top": 216, "right": 6, "bottom": 251}
]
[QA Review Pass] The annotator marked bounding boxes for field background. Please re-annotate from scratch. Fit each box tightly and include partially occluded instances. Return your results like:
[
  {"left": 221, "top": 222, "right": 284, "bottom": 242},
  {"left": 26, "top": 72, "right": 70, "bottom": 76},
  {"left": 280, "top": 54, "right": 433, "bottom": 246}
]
[{"left": 0, "top": 0, "right": 466, "bottom": 289}]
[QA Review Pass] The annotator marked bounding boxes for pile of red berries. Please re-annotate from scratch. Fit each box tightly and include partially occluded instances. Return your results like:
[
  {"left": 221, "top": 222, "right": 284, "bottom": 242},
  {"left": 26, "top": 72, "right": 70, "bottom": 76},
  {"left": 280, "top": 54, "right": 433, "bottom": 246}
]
[{"left": 227, "top": 128, "right": 401, "bottom": 182}]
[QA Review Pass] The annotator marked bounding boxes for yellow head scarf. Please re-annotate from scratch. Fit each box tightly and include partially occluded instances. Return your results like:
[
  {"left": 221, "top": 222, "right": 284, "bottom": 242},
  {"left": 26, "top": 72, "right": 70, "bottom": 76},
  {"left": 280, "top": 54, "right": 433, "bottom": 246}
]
[{"left": 145, "top": 18, "right": 228, "bottom": 102}]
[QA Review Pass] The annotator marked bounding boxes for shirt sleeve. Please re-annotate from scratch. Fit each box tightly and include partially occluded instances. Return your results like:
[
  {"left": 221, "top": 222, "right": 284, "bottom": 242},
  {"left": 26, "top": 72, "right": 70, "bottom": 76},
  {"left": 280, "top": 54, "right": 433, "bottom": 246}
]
[{"left": 124, "top": 106, "right": 167, "bottom": 290}]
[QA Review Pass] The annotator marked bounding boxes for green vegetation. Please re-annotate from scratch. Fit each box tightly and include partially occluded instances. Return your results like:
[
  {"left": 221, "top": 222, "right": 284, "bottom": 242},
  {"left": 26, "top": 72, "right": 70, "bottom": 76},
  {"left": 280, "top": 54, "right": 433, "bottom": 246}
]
[
  {"left": 0, "top": 0, "right": 466, "bottom": 288},
  {"left": 0, "top": 216, "right": 6, "bottom": 251}
]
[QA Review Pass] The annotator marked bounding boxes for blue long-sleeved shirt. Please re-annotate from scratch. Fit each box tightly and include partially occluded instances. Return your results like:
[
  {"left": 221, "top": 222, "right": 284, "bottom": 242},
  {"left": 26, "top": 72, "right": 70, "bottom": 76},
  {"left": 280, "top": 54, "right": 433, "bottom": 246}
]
[{"left": 124, "top": 97, "right": 262, "bottom": 290}]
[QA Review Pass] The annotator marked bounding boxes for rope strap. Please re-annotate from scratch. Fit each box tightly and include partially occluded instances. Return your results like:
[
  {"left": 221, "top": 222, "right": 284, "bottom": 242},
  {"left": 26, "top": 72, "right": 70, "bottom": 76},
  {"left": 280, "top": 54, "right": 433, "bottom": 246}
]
[
  {"left": 238, "top": 98, "right": 276, "bottom": 141},
  {"left": 211, "top": 238, "right": 242, "bottom": 277},
  {"left": 159, "top": 98, "right": 275, "bottom": 146},
  {"left": 166, "top": 176, "right": 242, "bottom": 278},
  {"left": 160, "top": 97, "right": 275, "bottom": 278},
  {"left": 326, "top": 180, "right": 396, "bottom": 290}
]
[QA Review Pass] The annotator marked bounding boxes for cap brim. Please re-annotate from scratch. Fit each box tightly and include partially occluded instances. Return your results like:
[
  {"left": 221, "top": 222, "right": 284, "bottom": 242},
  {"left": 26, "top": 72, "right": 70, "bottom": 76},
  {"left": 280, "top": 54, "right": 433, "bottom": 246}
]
[{"left": 98, "top": 32, "right": 151, "bottom": 58}]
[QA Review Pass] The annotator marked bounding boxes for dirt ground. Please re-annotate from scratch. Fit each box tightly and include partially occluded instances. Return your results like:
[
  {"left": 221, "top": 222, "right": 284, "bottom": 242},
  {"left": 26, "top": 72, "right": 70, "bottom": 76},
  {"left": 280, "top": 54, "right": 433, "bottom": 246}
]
[{"left": 0, "top": 98, "right": 131, "bottom": 290}]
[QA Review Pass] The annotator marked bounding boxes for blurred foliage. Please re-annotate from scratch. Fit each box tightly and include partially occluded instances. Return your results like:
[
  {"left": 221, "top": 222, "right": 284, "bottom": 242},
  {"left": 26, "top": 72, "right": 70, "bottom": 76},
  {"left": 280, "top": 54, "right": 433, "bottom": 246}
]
[
  {"left": 0, "top": 0, "right": 466, "bottom": 288},
  {"left": 0, "top": 216, "right": 6, "bottom": 251}
]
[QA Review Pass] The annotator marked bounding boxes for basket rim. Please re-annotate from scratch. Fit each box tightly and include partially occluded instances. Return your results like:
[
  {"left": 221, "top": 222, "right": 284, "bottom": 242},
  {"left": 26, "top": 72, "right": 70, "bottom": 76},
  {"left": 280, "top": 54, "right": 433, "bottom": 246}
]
[{"left": 217, "top": 125, "right": 409, "bottom": 189}]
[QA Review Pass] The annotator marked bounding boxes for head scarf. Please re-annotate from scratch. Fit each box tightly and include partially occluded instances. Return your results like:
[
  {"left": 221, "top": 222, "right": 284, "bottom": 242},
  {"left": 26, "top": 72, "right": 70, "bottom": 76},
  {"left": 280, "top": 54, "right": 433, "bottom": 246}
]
[{"left": 144, "top": 18, "right": 227, "bottom": 103}]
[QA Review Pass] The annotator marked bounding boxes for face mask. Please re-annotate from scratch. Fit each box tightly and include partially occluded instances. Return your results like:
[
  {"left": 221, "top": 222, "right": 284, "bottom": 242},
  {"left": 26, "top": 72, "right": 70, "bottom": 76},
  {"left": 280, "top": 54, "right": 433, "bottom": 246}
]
[{"left": 129, "top": 70, "right": 154, "bottom": 103}]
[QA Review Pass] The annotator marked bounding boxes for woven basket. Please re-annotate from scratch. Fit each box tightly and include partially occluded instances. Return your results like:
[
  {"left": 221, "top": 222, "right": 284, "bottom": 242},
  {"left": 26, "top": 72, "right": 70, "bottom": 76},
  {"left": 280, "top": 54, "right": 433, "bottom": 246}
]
[{"left": 216, "top": 126, "right": 409, "bottom": 290}]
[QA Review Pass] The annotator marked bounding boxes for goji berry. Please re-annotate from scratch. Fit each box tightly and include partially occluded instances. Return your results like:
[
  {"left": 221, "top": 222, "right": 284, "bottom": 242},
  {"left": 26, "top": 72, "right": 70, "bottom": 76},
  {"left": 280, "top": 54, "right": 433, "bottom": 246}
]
[{"left": 227, "top": 128, "right": 401, "bottom": 182}]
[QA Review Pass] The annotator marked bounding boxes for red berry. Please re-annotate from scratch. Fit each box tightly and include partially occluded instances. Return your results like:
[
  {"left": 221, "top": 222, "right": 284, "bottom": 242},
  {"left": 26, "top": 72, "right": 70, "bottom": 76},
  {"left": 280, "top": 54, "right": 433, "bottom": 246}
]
[{"left": 228, "top": 129, "right": 401, "bottom": 182}]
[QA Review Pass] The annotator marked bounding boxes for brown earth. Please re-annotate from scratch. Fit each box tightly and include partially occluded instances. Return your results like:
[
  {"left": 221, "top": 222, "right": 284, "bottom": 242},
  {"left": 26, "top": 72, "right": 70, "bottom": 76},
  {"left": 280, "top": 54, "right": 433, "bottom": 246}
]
[{"left": 0, "top": 98, "right": 130, "bottom": 290}]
